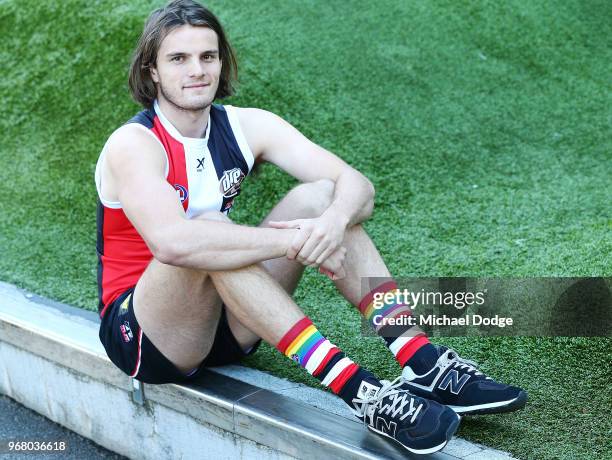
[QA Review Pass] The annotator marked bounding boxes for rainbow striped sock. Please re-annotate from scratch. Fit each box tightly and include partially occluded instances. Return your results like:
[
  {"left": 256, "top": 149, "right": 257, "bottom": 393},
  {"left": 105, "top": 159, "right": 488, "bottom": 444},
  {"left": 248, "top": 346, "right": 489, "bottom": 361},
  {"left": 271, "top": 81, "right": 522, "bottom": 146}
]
[
  {"left": 360, "top": 280, "right": 414, "bottom": 332},
  {"left": 276, "top": 317, "right": 381, "bottom": 406},
  {"left": 359, "top": 281, "right": 438, "bottom": 373}
]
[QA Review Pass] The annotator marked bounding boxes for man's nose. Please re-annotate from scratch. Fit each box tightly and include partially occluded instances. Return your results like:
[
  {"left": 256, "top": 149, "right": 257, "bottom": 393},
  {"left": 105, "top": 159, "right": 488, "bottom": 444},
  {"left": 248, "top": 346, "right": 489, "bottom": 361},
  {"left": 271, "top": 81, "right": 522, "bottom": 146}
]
[{"left": 188, "top": 57, "right": 205, "bottom": 77}]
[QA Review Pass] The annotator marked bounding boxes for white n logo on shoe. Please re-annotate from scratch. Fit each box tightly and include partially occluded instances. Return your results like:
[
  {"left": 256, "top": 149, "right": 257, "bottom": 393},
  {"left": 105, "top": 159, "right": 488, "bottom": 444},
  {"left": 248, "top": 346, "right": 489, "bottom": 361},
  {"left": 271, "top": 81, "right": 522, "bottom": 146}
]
[
  {"left": 438, "top": 369, "right": 470, "bottom": 394},
  {"left": 375, "top": 417, "right": 397, "bottom": 436}
]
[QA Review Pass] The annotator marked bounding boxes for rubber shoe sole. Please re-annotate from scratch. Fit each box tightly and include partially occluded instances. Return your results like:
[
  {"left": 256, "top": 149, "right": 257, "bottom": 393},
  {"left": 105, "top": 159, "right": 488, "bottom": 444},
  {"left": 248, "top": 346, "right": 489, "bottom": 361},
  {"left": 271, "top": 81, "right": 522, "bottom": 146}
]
[{"left": 448, "top": 390, "right": 528, "bottom": 415}]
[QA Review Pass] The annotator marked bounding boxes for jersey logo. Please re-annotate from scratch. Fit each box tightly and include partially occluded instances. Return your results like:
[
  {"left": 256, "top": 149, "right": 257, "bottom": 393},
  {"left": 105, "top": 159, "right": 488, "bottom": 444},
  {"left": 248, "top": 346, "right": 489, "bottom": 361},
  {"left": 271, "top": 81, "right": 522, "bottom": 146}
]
[
  {"left": 219, "top": 168, "right": 245, "bottom": 198},
  {"left": 196, "top": 157, "right": 205, "bottom": 172},
  {"left": 174, "top": 184, "right": 188, "bottom": 203}
]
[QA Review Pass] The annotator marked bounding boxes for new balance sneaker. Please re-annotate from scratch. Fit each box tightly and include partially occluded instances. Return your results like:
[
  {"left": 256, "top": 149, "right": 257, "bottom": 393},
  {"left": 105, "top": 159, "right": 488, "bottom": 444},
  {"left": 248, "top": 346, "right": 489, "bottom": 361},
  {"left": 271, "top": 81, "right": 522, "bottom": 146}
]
[
  {"left": 351, "top": 377, "right": 461, "bottom": 455},
  {"left": 400, "top": 346, "right": 528, "bottom": 415}
]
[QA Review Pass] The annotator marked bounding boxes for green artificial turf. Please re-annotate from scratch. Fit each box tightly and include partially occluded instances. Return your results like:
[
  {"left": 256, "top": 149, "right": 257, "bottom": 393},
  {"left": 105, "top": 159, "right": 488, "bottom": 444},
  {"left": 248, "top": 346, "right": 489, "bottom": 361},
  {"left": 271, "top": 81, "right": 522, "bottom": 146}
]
[{"left": 0, "top": 0, "right": 610, "bottom": 458}]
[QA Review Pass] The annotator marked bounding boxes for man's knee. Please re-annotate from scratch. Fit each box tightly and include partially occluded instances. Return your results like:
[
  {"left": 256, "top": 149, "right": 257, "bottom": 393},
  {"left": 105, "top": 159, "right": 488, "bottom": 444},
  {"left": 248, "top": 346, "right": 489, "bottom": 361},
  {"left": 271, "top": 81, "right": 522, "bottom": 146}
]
[
  {"left": 286, "top": 179, "right": 335, "bottom": 218},
  {"left": 194, "top": 210, "right": 233, "bottom": 223}
]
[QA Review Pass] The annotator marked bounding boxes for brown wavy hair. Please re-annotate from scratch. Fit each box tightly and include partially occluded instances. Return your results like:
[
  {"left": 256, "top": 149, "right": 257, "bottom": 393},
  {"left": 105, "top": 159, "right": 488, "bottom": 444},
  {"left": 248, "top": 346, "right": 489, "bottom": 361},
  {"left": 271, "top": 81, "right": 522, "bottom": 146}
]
[{"left": 128, "top": 0, "right": 237, "bottom": 108}]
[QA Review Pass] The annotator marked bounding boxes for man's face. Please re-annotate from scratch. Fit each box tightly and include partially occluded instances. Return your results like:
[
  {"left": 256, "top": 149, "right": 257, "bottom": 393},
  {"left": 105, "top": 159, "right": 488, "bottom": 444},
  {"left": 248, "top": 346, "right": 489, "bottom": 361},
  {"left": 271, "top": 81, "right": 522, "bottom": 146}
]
[{"left": 151, "top": 25, "right": 222, "bottom": 111}]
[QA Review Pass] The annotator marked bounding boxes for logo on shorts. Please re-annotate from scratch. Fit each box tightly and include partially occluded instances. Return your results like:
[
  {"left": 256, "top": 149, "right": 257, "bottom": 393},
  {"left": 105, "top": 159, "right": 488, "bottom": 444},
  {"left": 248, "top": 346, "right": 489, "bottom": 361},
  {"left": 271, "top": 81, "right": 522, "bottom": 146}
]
[
  {"left": 120, "top": 321, "right": 134, "bottom": 343},
  {"left": 174, "top": 184, "right": 189, "bottom": 203},
  {"left": 219, "top": 168, "right": 245, "bottom": 198},
  {"left": 119, "top": 294, "right": 131, "bottom": 314}
]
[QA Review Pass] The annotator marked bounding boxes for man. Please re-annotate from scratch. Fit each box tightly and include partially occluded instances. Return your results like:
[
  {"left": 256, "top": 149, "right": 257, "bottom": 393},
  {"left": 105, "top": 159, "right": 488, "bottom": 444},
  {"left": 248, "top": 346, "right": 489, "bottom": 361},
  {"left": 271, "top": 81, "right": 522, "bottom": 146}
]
[{"left": 96, "top": 0, "right": 526, "bottom": 455}]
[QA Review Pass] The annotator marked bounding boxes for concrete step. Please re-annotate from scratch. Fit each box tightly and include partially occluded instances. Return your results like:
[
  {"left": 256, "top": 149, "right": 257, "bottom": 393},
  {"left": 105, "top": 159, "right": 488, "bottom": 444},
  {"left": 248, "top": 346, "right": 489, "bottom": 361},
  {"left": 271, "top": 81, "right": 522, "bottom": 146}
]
[{"left": 0, "top": 281, "right": 512, "bottom": 460}]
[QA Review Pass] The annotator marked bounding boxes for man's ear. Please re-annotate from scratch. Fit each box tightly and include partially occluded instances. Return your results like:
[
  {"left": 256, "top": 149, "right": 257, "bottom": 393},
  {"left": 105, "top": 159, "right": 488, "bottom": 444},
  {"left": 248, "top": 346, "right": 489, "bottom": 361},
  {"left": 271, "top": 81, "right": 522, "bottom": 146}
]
[{"left": 150, "top": 66, "right": 159, "bottom": 83}]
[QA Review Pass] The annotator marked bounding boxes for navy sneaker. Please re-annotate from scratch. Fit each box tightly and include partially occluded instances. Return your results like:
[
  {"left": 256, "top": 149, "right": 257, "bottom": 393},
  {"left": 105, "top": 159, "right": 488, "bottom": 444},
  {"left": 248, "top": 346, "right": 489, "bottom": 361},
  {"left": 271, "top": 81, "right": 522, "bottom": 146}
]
[
  {"left": 401, "top": 347, "right": 527, "bottom": 415},
  {"left": 351, "top": 377, "right": 461, "bottom": 455}
]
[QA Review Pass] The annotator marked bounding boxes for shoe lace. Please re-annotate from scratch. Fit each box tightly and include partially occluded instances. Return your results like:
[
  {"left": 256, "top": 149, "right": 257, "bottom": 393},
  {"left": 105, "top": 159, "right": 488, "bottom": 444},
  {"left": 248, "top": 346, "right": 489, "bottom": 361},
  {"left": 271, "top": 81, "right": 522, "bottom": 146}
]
[
  {"left": 445, "top": 348, "right": 485, "bottom": 377},
  {"left": 351, "top": 377, "right": 424, "bottom": 425}
]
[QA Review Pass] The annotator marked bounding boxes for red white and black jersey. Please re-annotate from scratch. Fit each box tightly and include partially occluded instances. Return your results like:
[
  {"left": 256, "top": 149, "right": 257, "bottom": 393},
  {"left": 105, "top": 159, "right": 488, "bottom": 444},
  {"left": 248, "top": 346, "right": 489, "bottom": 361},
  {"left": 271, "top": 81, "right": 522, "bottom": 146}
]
[{"left": 95, "top": 101, "right": 254, "bottom": 318}]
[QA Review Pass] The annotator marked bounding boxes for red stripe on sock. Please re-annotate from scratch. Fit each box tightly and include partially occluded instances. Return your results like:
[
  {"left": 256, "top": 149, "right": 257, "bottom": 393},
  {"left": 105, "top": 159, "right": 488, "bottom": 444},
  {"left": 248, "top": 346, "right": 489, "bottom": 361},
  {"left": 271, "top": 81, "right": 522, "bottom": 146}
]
[
  {"left": 358, "top": 280, "right": 398, "bottom": 314},
  {"left": 313, "top": 347, "right": 341, "bottom": 377},
  {"left": 396, "top": 335, "right": 430, "bottom": 367},
  {"left": 276, "top": 317, "right": 313, "bottom": 354},
  {"left": 329, "top": 363, "right": 359, "bottom": 394}
]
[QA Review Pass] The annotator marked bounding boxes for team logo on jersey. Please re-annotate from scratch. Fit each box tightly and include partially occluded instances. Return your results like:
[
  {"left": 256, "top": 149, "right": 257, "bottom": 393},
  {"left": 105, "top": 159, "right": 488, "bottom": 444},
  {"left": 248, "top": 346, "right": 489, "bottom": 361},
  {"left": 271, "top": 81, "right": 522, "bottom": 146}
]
[
  {"left": 196, "top": 157, "right": 205, "bottom": 172},
  {"left": 174, "top": 184, "right": 189, "bottom": 203},
  {"left": 120, "top": 321, "right": 133, "bottom": 343},
  {"left": 219, "top": 168, "right": 245, "bottom": 198}
]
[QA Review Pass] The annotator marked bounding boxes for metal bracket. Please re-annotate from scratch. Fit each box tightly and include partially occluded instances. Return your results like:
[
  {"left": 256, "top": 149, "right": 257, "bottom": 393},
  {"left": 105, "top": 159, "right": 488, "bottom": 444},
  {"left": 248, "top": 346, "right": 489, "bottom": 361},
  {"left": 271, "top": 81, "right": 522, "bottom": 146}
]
[{"left": 130, "top": 377, "right": 145, "bottom": 405}]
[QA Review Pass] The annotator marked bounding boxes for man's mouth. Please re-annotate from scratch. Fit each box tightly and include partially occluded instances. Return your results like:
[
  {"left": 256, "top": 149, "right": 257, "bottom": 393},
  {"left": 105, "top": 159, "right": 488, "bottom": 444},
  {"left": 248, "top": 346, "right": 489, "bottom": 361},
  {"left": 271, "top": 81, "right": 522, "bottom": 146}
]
[{"left": 184, "top": 83, "right": 209, "bottom": 89}]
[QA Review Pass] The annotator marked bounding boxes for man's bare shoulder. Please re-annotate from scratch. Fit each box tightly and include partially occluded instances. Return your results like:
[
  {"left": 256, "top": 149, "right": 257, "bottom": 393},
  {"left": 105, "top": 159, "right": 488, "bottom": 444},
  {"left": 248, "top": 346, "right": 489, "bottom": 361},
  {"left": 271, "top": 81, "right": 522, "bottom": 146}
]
[
  {"left": 104, "top": 123, "right": 166, "bottom": 174},
  {"left": 231, "top": 107, "right": 288, "bottom": 158},
  {"left": 232, "top": 106, "right": 278, "bottom": 127}
]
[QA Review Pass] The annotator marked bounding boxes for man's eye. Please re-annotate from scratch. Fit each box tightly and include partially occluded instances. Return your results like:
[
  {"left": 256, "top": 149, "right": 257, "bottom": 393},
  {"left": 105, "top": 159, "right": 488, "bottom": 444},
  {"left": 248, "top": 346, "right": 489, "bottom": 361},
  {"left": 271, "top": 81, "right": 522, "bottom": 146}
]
[
  {"left": 203, "top": 54, "right": 214, "bottom": 61},
  {"left": 171, "top": 56, "right": 183, "bottom": 63}
]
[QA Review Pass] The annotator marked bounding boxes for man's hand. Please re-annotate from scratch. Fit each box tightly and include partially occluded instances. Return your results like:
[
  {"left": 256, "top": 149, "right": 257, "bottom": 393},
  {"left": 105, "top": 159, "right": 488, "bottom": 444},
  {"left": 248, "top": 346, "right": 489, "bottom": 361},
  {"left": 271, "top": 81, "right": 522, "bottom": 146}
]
[
  {"left": 318, "top": 246, "right": 347, "bottom": 280},
  {"left": 269, "top": 214, "right": 347, "bottom": 267}
]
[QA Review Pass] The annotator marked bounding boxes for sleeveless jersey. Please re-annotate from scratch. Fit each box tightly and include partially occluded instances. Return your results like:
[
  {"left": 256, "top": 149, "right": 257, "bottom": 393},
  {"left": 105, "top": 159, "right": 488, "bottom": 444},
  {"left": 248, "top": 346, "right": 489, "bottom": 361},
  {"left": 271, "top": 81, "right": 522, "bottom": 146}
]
[{"left": 95, "top": 100, "right": 254, "bottom": 318}]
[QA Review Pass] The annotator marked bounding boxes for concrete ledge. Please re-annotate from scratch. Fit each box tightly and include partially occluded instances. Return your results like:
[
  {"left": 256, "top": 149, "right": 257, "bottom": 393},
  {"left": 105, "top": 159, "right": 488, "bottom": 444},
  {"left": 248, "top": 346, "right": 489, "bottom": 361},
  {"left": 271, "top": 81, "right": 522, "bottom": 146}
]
[{"left": 0, "top": 281, "right": 513, "bottom": 459}]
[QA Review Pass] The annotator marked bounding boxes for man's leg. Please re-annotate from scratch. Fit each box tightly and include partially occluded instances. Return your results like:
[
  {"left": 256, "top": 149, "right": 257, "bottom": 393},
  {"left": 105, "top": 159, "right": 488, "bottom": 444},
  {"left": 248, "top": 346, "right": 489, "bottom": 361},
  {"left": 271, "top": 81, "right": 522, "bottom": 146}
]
[
  {"left": 133, "top": 207, "right": 369, "bottom": 390},
  {"left": 332, "top": 224, "right": 527, "bottom": 415},
  {"left": 133, "top": 180, "right": 332, "bottom": 372},
  {"left": 207, "top": 192, "right": 459, "bottom": 453},
  {"left": 132, "top": 236, "right": 225, "bottom": 374},
  {"left": 133, "top": 182, "right": 459, "bottom": 453},
  {"left": 135, "top": 205, "right": 381, "bottom": 410},
  {"left": 206, "top": 214, "right": 459, "bottom": 453},
  {"left": 225, "top": 178, "right": 435, "bottom": 373},
  {"left": 224, "top": 179, "right": 334, "bottom": 350},
  {"left": 331, "top": 224, "right": 439, "bottom": 373}
]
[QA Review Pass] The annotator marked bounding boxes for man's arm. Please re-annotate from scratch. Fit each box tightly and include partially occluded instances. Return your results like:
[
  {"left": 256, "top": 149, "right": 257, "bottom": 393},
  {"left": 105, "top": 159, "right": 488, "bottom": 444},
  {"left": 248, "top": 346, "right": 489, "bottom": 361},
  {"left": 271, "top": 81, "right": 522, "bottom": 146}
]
[
  {"left": 238, "top": 108, "right": 375, "bottom": 266},
  {"left": 239, "top": 108, "right": 375, "bottom": 226},
  {"left": 104, "top": 125, "right": 297, "bottom": 271},
  {"left": 321, "top": 168, "right": 375, "bottom": 228}
]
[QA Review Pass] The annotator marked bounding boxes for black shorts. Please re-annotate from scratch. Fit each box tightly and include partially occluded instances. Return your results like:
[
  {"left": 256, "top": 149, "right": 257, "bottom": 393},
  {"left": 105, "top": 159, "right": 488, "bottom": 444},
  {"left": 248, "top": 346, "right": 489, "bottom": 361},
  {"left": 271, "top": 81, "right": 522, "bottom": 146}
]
[{"left": 98, "top": 287, "right": 261, "bottom": 384}]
